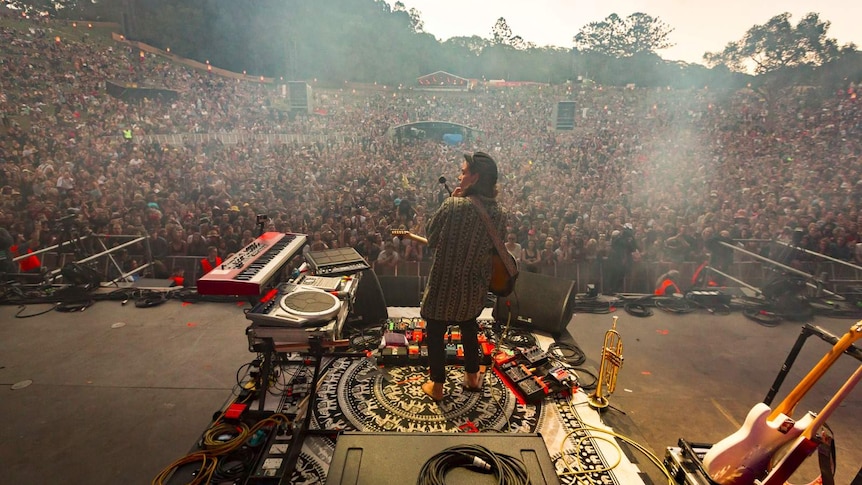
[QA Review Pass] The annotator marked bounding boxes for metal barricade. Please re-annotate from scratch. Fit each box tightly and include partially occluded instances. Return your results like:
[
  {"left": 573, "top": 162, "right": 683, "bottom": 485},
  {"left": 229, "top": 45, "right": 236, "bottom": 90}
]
[{"left": 10, "top": 233, "right": 153, "bottom": 286}]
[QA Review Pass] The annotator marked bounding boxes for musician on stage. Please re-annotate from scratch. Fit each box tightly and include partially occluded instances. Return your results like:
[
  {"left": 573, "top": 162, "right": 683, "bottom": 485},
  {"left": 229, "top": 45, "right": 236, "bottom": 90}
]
[{"left": 420, "top": 151, "right": 507, "bottom": 401}]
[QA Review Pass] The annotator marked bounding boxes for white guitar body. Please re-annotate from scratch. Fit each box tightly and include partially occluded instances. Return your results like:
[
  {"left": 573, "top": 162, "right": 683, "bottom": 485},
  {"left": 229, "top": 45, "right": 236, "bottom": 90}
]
[
  {"left": 704, "top": 323, "right": 862, "bottom": 485},
  {"left": 702, "top": 402, "right": 814, "bottom": 485}
]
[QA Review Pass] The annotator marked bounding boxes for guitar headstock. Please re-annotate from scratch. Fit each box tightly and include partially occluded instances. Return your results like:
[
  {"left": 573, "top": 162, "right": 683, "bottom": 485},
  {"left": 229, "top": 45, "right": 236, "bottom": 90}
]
[{"left": 391, "top": 230, "right": 410, "bottom": 238}]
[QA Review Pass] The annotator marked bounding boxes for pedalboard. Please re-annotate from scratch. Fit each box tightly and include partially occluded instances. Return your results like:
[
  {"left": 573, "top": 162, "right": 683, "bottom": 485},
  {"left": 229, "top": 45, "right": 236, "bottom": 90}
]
[
  {"left": 494, "top": 346, "right": 576, "bottom": 403},
  {"left": 376, "top": 318, "right": 493, "bottom": 366}
]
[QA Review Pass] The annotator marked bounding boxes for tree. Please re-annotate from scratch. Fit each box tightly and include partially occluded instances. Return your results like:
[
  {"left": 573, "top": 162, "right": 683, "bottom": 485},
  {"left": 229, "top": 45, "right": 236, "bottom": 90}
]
[
  {"left": 443, "top": 35, "right": 490, "bottom": 56},
  {"left": 393, "top": 1, "right": 424, "bottom": 33},
  {"left": 703, "top": 12, "right": 849, "bottom": 75},
  {"left": 490, "top": 17, "right": 530, "bottom": 50},
  {"left": 574, "top": 12, "right": 674, "bottom": 57},
  {"left": 703, "top": 12, "right": 854, "bottom": 130}
]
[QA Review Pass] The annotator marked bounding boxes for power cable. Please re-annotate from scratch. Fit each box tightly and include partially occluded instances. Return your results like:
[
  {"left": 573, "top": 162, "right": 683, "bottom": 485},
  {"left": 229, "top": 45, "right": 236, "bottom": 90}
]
[{"left": 548, "top": 342, "right": 586, "bottom": 366}]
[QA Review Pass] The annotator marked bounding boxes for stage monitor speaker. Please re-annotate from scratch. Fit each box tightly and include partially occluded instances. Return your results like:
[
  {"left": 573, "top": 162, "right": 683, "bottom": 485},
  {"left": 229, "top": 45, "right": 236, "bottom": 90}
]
[
  {"left": 377, "top": 275, "right": 424, "bottom": 307},
  {"left": 351, "top": 269, "right": 388, "bottom": 326},
  {"left": 325, "top": 432, "right": 560, "bottom": 485},
  {"left": 493, "top": 271, "right": 575, "bottom": 336}
]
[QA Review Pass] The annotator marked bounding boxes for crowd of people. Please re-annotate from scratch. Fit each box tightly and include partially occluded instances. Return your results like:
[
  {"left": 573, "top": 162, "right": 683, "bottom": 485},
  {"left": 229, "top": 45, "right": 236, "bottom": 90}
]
[{"left": 3, "top": 17, "right": 862, "bottom": 290}]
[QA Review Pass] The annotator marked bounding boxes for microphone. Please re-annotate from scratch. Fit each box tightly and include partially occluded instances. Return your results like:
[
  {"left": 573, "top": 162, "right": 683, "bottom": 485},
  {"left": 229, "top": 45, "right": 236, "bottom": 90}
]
[{"left": 438, "top": 176, "right": 452, "bottom": 196}]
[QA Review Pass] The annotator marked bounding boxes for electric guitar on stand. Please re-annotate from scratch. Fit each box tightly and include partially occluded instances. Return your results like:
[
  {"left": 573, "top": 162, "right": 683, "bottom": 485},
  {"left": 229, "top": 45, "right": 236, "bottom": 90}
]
[
  {"left": 702, "top": 321, "right": 862, "bottom": 485},
  {"left": 760, "top": 364, "right": 861, "bottom": 484}
]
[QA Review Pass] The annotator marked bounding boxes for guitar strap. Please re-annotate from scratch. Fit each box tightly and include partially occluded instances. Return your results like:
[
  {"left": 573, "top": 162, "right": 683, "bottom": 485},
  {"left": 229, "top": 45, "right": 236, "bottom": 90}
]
[
  {"left": 467, "top": 196, "right": 517, "bottom": 277},
  {"left": 817, "top": 424, "right": 836, "bottom": 485}
]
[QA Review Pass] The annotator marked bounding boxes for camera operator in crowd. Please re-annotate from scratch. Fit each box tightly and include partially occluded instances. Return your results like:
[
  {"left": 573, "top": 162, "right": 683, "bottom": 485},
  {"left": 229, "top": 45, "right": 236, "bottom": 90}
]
[{"left": 605, "top": 224, "right": 638, "bottom": 294}]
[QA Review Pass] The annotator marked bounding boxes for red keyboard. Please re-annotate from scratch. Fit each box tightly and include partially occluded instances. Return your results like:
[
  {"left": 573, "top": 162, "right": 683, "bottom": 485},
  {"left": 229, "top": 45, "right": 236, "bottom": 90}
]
[{"left": 197, "top": 232, "right": 307, "bottom": 295}]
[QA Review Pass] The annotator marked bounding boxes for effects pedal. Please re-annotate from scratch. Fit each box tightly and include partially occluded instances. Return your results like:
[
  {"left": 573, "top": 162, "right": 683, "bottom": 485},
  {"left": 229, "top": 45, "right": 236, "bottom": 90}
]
[
  {"left": 408, "top": 345, "right": 421, "bottom": 362},
  {"left": 547, "top": 366, "right": 577, "bottom": 388},
  {"left": 518, "top": 375, "right": 549, "bottom": 403},
  {"left": 503, "top": 363, "right": 532, "bottom": 382},
  {"left": 519, "top": 346, "right": 550, "bottom": 366},
  {"left": 445, "top": 343, "right": 457, "bottom": 358}
]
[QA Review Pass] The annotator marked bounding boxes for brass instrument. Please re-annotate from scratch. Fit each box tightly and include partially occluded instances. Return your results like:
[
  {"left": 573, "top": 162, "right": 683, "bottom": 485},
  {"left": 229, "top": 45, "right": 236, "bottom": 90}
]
[{"left": 588, "top": 315, "right": 624, "bottom": 410}]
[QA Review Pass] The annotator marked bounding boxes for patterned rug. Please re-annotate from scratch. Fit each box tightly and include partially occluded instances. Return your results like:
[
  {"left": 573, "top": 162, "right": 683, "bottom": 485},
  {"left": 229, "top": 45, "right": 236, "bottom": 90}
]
[{"left": 266, "top": 356, "right": 646, "bottom": 484}]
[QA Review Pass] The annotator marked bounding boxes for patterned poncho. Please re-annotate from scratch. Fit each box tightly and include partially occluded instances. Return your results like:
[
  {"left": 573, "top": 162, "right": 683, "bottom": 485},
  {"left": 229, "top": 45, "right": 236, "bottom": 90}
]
[{"left": 420, "top": 194, "right": 507, "bottom": 322}]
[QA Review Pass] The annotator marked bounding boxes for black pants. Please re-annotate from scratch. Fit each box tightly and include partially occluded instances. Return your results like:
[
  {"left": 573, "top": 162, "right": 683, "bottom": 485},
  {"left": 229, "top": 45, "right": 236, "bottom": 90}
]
[{"left": 426, "top": 318, "right": 480, "bottom": 384}]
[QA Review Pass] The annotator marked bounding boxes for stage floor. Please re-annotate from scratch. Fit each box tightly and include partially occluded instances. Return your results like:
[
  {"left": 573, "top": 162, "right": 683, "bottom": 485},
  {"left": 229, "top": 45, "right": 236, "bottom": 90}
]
[{"left": 1, "top": 297, "right": 860, "bottom": 484}]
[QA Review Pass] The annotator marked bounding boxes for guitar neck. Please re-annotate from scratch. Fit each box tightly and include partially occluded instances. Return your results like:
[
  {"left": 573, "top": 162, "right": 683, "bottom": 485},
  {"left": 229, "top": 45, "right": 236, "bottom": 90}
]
[
  {"left": 761, "top": 364, "right": 862, "bottom": 485},
  {"left": 391, "top": 231, "right": 428, "bottom": 245},
  {"left": 802, "top": 363, "right": 862, "bottom": 439},
  {"left": 770, "top": 321, "right": 862, "bottom": 420}
]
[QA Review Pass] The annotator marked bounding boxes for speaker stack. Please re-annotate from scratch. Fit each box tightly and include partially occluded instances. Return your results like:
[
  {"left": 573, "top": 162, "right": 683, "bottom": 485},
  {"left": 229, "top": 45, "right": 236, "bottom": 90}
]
[
  {"left": 553, "top": 101, "right": 577, "bottom": 130},
  {"left": 287, "top": 81, "right": 312, "bottom": 113}
]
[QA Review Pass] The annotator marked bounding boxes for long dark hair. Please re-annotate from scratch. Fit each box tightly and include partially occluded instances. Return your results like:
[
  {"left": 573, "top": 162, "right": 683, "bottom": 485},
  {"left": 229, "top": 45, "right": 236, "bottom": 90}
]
[{"left": 463, "top": 151, "right": 498, "bottom": 199}]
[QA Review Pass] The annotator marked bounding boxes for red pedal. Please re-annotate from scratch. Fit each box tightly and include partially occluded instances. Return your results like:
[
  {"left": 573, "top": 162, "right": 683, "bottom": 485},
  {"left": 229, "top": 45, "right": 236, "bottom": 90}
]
[
  {"left": 481, "top": 342, "right": 494, "bottom": 356},
  {"left": 225, "top": 403, "right": 247, "bottom": 420},
  {"left": 493, "top": 351, "right": 516, "bottom": 365}
]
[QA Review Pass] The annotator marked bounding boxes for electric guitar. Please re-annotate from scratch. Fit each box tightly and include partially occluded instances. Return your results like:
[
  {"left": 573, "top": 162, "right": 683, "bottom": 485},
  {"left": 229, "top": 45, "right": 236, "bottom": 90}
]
[
  {"left": 391, "top": 230, "right": 428, "bottom": 246},
  {"left": 391, "top": 230, "right": 516, "bottom": 296},
  {"left": 760, "top": 364, "right": 861, "bottom": 484},
  {"left": 702, "top": 321, "right": 862, "bottom": 485}
]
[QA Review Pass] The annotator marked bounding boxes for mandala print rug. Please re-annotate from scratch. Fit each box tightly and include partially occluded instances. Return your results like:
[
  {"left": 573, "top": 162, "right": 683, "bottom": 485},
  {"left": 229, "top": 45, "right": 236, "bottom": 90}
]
[{"left": 275, "top": 357, "right": 644, "bottom": 484}]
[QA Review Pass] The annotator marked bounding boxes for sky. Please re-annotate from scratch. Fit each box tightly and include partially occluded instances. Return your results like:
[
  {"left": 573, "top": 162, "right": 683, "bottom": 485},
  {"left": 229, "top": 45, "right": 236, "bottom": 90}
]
[{"left": 395, "top": 0, "right": 862, "bottom": 65}]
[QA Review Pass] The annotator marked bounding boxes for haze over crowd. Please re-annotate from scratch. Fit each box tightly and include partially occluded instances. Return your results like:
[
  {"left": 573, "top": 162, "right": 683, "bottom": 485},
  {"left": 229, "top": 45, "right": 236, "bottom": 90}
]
[{"left": 2, "top": 16, "right": 861, "bottom": 290}]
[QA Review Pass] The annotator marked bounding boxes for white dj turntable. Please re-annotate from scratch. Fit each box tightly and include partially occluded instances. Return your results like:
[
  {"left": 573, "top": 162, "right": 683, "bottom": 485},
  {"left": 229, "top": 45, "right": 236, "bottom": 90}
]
[
  {"left": 247, "top": 286, "right": 342, "bottom": 327},
  {"left": 277, "top": 289, "right": 341, "bottom": 324}
]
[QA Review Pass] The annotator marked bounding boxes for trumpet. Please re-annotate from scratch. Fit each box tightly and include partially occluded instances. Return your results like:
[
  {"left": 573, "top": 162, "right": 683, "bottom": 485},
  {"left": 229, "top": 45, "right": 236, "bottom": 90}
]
[{"left": 588, "top": 315, "right": 624, "bottom": 410}]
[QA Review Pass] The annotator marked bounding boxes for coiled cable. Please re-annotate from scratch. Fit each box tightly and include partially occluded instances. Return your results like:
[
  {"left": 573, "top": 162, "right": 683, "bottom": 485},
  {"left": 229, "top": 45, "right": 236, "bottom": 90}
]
[{"left": 416, "top": 444, "right": 530, "bottom": 485}]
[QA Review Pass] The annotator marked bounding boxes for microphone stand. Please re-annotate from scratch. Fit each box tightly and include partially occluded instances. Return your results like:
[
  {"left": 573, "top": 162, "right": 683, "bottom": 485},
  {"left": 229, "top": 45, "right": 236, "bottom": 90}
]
[{"left": 256, "top": 214, "right": 268, "bottom": 237}]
